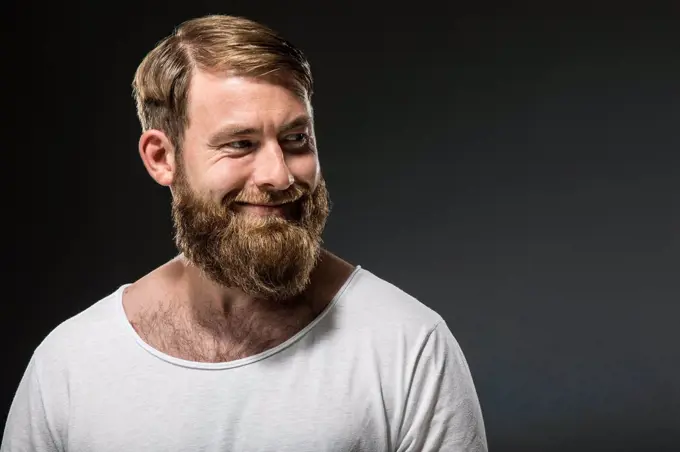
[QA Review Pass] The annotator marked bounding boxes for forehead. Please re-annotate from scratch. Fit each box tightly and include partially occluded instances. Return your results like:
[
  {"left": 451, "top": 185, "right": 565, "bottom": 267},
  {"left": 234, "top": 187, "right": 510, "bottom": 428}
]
[{"left": 186, "top": 70, "right": 311, "bottom": 131}]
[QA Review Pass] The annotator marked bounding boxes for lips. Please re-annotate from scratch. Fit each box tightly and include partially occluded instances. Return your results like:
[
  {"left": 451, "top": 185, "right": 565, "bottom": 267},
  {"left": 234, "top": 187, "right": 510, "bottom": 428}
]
[
  {"left": 235, "top": 201, "right": 291, "bottom": 207},
  {"left": 233, "top": 200, "right": 297, "bottom": 218}
]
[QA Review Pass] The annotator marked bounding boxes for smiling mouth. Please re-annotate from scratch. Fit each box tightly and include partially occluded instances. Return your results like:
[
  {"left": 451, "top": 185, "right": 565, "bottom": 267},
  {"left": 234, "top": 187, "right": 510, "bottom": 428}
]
[
  {"left": 233, "top": 200, "right": 298, "bottom": 217},
  {"left": 235, "top": 201, "right": 292, "bottom": 207}
]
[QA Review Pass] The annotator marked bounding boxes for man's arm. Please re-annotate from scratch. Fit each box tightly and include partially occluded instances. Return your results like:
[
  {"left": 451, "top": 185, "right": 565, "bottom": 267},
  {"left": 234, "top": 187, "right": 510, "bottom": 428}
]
[
  {"left": 2, "top": 355, "right": 64, "bottom": 452},
  {"left": 396, "top": 321, "right": 488, "bottom": 452}
]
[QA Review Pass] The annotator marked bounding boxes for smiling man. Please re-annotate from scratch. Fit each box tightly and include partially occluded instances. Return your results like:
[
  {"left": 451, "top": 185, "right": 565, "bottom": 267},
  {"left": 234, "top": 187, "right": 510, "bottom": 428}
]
[{"left": 2, "top": 15, "right": 488, "bottom": 452}]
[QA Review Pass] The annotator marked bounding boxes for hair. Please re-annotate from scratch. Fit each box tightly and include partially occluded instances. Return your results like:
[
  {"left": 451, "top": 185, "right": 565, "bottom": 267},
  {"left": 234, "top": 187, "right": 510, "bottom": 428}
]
[{"left": 132, "top": 15, "right": 314, "bottom": 150}]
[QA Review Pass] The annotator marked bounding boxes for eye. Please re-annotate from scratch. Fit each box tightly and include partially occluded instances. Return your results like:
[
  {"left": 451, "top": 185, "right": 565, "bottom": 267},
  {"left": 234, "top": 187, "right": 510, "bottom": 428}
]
[
  {"left": 281, "top": 133, "right": 309, "bottom": 149},
  {"left": 225, "top": 140, "right": 255, "bottom": 150}
]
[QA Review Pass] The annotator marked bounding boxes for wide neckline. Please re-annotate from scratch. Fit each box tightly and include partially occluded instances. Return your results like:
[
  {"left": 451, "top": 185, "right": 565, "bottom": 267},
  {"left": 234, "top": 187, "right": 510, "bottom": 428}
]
[{"left": 115, "top": 266, "right": 363, "bottom": 370}]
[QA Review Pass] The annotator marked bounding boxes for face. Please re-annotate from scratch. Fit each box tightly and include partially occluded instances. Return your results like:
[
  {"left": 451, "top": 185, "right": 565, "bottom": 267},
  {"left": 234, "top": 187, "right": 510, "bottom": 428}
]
[{"left": 169, "top": 71, "right": 330, "bottom": 301}]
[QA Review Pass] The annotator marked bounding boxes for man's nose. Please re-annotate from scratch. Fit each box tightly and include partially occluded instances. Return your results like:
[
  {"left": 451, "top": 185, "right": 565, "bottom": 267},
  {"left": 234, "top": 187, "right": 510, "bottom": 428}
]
[{"left": 250, "top": 143, "right": 294, "bottom": 191}]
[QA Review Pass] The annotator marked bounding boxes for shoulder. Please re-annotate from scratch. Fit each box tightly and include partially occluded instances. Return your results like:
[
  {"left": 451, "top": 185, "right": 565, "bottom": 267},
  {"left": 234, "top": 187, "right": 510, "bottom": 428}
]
[
  {"left": 333, "top": 267, "right": 445, "bottom": 338},
  {"left": 31, "top": 286, "right": 129, "bottom": 373}
]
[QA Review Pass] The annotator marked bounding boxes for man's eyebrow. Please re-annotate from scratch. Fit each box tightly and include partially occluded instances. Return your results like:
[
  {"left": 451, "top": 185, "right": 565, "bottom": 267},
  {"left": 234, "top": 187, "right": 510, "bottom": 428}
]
[
  {"left": 207, "top": 115, "right": 313, "bottom": 145},
  {"left": 278, "top": 115, "right": 313, "bottom": 134},
  {"left": 207, "top": 125, "right": 258, "bottom": 145}
]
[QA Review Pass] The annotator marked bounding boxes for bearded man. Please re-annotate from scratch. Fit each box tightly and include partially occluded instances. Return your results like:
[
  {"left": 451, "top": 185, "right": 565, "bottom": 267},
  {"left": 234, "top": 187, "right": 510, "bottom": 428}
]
[{"left": 3, "top": 15, "right": 487, "bottom": 452}]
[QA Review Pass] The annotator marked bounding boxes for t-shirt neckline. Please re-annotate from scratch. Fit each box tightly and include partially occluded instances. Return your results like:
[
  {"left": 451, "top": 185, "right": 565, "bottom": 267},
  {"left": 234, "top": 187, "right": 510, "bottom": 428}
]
[{"left": 115, "top": 265, "right": 363, "bottom": 370}]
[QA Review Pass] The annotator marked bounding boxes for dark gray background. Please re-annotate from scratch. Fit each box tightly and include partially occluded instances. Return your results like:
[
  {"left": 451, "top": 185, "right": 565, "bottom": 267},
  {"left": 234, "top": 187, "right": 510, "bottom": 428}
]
[{"left": 7, "top": 2, "right": 680, "bottom": 451}]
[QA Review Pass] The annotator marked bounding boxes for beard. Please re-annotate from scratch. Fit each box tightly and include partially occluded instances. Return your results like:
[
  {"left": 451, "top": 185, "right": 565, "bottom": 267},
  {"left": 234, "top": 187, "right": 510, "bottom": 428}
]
[{"left": 171, "top": 167, "right": 330, "bottom": 302}]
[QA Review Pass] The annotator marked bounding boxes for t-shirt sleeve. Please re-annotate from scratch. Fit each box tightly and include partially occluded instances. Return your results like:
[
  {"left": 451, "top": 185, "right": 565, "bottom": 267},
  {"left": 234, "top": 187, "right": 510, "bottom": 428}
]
[
  {"left": 396, "top": 321, "right": 488, "bottom": 452},
  {"left": 2, "top": 354, "right": 65, "bottom": 452}
]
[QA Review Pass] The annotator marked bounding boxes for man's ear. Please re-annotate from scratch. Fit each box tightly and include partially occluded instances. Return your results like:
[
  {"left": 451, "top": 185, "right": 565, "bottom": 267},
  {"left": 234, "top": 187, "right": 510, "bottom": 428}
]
[{"left": 139, "top": 129, "right": 177, "bottom": 187}]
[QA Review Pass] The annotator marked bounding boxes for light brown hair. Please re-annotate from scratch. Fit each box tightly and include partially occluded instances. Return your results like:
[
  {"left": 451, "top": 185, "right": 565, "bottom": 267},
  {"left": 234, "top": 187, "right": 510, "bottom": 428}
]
[{"left": 132, "top": 15, "right": 313, "bottom": 149}]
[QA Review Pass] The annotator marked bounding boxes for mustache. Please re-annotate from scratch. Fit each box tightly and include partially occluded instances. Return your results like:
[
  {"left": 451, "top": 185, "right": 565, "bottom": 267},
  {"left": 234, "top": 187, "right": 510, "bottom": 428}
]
[{"left": 230, "top": 184, "right": 310, "bottom": 207}]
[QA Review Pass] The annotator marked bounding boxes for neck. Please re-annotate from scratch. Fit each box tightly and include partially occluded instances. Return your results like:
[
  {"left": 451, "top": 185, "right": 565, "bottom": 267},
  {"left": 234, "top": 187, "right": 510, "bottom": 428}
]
[
  {"left": 124, "top": 248, "right": 356, "bottom": 362},
  {"left": 177, "top": 254, "right": 272, "bottom": 316},
  {"left": 174, "top": 248, "right": 347, "bottom": 324}
]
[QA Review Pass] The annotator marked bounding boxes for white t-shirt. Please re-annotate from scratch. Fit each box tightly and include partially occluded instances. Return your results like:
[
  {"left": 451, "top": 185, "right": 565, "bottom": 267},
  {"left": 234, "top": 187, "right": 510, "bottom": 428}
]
[{"left": 2, "top": 267, "right": 487, "bottom": 451}]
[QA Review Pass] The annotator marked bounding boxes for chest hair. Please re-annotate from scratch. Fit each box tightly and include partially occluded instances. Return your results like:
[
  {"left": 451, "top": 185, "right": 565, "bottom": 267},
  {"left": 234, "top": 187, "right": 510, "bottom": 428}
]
[{"left": 130, "top": 299, "right": 317, "bottom": 363}]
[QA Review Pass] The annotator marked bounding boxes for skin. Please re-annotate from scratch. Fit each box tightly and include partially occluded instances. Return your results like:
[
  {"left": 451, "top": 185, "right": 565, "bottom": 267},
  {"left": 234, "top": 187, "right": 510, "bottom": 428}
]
[{"left": 123, "top": 70, "right": 355, "bottom": 362}]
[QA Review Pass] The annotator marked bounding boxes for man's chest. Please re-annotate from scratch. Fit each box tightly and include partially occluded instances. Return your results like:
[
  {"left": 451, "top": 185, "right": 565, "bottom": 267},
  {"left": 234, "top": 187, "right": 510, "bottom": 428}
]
[
  {"left": 65, "top": 360, "right": 395, "bottom": 451},
  {"left": 129, "top": 302, "right": 319, "bottom": 363}
]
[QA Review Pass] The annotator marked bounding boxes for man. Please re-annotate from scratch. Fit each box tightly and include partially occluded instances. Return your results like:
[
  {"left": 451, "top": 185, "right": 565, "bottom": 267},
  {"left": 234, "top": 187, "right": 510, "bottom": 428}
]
[{"left": 3, "top": 15, "right": 487, "bottom": 451}]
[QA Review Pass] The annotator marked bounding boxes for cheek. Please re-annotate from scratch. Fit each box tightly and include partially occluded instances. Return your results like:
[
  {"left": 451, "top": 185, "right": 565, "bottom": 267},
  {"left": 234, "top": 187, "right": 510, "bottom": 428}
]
[
  {"left": 196, "top": 159, "right": 250, "bottom": 199},
  {"left": 288, "top": 154, "right": 320, "bottom": 186}
]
